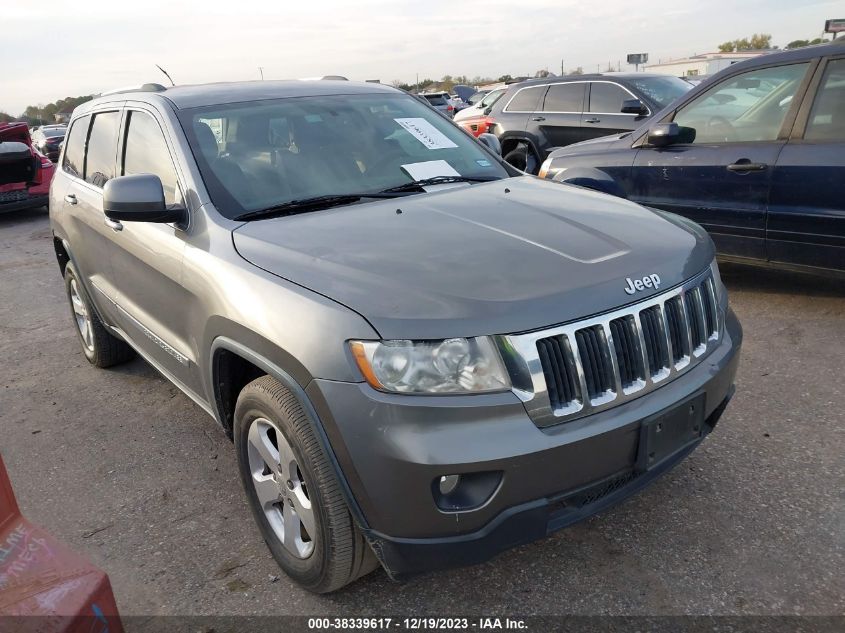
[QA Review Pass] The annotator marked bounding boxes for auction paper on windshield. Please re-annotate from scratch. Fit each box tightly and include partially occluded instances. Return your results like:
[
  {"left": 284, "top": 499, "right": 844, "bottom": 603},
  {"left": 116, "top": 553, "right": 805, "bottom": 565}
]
[{"left": 394, "top": 118, "right": 458, "bottom": 150}]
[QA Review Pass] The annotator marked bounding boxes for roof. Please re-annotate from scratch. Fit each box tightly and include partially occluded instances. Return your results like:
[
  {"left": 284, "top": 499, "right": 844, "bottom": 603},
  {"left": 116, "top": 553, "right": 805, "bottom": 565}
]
[
  {"left": 84, "top": 80, "right": 400, "bottom": 111},
  {"left": 506, "top": 72, "right": 672, "bottom": 89}
]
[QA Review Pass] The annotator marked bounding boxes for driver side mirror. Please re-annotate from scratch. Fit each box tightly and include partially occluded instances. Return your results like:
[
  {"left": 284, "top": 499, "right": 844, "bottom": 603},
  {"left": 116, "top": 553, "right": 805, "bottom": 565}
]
[
  {"left": 477, "top": 133, "right": 501, "bottom": 155},
  {"left": 621, "top": 98, "right": 648, "bottom": 115},
  {"left": 647, "top": 122, "right": 682, "bottom": 148},
  {"left": 103, "top": 174, "right": 184, "bottom": 224}
]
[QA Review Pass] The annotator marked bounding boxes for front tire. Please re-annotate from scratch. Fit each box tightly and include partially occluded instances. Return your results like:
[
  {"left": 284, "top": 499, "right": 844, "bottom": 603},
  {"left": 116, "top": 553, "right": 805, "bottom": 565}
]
[
  {"left": 63, "top": 261, "right": 134, "bottom": 368},
  {"left": 234, "top": 376, "right": 378, "bottom": 593}
]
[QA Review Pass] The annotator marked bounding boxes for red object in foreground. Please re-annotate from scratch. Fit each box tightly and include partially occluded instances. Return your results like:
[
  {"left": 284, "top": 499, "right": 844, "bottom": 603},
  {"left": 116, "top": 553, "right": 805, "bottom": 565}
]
[{"left": 0, "top": 454, "right": 123, "bottom": 633}]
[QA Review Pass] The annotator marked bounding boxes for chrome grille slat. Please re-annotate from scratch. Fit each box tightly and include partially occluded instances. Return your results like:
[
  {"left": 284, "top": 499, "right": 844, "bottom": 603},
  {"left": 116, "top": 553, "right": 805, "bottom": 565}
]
[{"left": 501, "top": 267, "right": 721, "bottom": 428}]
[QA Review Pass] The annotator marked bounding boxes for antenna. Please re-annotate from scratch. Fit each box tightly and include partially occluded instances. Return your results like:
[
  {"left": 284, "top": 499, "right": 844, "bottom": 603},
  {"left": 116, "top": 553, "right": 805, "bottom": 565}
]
[{"left": 155, "top": 64, "right": 175, "bottom": 87}]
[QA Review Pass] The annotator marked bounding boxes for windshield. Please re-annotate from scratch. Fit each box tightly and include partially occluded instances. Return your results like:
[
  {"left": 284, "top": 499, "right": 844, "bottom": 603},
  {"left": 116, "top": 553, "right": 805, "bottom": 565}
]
[
  {"left": 180, "top": 93, "right": 507, "bottom": 218},
  {"left": 480, "top": 89, "right": 505, "bottom": 108},
  {"left": 43, "top": 128, "right": 66, "bottom": 138},
  {"left": 627, "top": 76, "right": 692, "bottom": 109}
]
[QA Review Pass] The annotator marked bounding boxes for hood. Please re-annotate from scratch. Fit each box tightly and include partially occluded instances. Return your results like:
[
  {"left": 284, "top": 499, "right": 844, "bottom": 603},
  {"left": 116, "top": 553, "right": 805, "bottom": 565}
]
[{"left": 233, "top": 177, "right": 714, "bottom": 340}]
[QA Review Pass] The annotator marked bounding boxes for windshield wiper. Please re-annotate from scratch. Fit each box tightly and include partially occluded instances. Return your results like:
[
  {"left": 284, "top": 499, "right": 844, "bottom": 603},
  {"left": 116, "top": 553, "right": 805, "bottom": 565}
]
[
  {"left": 233, "top": 192, "right": 401, "bottom": 221},
  {"left": 379, "top": 175, "right": 499, "bottom": 194}
]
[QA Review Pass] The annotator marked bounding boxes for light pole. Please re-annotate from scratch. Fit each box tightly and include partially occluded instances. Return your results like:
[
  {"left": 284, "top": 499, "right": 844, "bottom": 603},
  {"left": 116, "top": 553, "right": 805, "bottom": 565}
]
[{"left": 259, "top": 67, "right": 264, "bottom": 80}]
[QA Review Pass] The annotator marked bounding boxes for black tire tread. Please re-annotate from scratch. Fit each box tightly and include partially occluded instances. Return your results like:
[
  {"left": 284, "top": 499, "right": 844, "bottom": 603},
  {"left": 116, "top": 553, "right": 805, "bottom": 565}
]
[
  {"left": 237, "top": 375, "right": 378, "bottom": 593},
  {"left": 64, "top": 262, "right": 134, "bottom": 368}
]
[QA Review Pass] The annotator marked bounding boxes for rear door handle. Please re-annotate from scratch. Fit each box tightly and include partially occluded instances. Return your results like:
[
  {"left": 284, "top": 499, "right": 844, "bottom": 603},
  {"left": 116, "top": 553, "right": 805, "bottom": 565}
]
[
  {"left": 64, "top": 194, "right": 77, "bottom": 205},
  {"left": 531, "top": 116, "right": 546, "bottom": 121},
  {"left": 104, "top": 217, "right": 123, "bottom": 232},
  {"left": 727, "top": 160, "right": 767, "bottom": 173},
  {"left": 584, "top": 117, "right": 601, "bottom": 124}
]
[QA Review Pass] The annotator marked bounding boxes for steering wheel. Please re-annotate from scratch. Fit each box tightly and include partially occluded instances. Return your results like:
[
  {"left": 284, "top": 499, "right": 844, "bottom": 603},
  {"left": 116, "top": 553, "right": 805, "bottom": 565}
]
[{"left": 704, "top": 116, "right": 737, "bottom": 143}]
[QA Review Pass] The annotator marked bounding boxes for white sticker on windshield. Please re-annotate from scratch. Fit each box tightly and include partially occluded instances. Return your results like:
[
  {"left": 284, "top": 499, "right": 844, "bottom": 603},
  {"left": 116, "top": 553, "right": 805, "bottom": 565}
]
[
  {"left": 400, "top": 160, "right": 461, "bottom": 181},
  {"left": 394, "top": 118, "right": 458, "bottom": 150}
]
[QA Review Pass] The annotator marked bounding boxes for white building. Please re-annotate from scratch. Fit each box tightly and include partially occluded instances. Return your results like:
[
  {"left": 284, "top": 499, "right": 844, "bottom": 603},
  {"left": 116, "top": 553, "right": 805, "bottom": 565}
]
[{"left": 645, "top": 51, "right": 772, "bottom": 77}]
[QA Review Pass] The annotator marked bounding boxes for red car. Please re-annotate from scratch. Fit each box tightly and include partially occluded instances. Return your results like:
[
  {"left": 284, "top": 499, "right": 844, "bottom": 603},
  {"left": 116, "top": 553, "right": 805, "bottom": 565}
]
[
  {"left": 0, "top": 122, "right": 54, "bottom": 213},
  {"left": 457, "top": 114, "right": 495, "bottom": 138}
]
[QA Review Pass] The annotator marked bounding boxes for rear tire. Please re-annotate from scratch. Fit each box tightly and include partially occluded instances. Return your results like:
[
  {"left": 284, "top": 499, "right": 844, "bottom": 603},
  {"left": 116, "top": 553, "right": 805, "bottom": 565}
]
[
  {"left": 63, "top": 261, "right": 134, "bottom": 368},
  {"left": 234, "top": 375, "right": 379, "bottom": 593}
]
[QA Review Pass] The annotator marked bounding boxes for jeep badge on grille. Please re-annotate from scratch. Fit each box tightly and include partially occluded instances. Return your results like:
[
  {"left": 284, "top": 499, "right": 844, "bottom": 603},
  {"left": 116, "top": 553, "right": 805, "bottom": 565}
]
[{"left": 624, "top": 274, "right": 661, "bottom": 295}]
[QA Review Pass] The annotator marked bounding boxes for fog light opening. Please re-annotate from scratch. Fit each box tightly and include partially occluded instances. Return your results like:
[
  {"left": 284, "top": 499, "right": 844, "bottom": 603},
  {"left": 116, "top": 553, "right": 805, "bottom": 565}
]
[
  {"left": 439, "top": 474, "right": 461, "bottom": 496},
  {"left": 431, "top": 470, "right": 503, "bottom": 512}
]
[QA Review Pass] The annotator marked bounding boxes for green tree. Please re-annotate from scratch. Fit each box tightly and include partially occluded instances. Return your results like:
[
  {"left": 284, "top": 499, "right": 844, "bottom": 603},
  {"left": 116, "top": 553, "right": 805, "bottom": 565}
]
[
  {"left": 19, "top": 95, "right": 93, "bottom": 125},
  {"left": 785, "top": 37, "right": 827, "bottom": 49},
  {"left": 0, "top": 111, "right": 15, "bottom": 123},
  {"left": 497, "top": 74, "right": 513, "bottom": 83},
  {"left": 749, "top": 33, "right": 772, "bottom": 49},
  {"left": 718, "top": 33, "right": 772, "bottom": 52}
]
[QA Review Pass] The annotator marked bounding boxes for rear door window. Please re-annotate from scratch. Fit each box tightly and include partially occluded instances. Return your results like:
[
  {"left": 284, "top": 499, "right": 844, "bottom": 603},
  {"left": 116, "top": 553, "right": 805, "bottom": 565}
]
[
  {"left": 84, "top": 111, "right": 121, "bottom": 187},
  {"left": 62, "top": 115, "right": 90, "bottom": 178},
  {"left": 543, "top": 83, "right": 586, "bottom": 113},
  {"left": 589, "top": 82, "right": 631, "bottom": 113},
  {"left": 122, "top": 110, "right": 182, "bottom": 205},
  {"left": 804, "top": 58, "right": 845, "bottom": 141},
  {"left": 505, "top": 86, "right": 546, "bottom": 112}
]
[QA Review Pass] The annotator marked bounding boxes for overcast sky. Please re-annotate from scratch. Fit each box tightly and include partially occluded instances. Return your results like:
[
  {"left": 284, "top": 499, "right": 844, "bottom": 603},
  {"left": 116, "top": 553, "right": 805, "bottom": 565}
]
[{"left": 1, "top": 0, "right": 839, "bottom": 115}]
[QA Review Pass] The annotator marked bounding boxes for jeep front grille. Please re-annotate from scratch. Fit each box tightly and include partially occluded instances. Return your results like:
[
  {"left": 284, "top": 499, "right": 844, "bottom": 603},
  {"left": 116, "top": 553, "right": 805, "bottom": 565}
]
[{"left": 500, "top": 268, "right": 721, "bottom": 427}]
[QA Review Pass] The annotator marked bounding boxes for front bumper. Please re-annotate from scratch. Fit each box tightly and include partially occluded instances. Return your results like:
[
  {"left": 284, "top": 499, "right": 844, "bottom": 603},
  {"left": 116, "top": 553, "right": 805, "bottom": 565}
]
[{"left": 306, "top": 309, "right": 742, "bottom": 578}]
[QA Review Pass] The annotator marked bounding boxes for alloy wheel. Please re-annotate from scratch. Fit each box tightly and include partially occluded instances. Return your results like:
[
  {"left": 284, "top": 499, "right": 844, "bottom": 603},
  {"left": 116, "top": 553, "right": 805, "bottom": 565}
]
[
  {"left": 69, "top": 278, "right": 94, "bottom": 351},
  {"left": 246, "top": 417, "right": 316, "bottom": 558}
]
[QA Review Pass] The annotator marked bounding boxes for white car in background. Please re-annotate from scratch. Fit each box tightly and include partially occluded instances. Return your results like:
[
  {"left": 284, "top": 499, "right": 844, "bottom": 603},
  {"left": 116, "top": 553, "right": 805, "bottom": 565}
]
[{"left": 454, "top": 87, "right": 506, "bottom": 123}]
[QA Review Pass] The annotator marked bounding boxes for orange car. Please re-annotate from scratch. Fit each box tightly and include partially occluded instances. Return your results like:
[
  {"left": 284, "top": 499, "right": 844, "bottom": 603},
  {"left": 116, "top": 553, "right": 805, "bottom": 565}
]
[
  {"left": 457, "top": 115, "right": 495, "bottom": 138},
  {"left": 0, "top": 122, "right": 55, "bottom": 214}
]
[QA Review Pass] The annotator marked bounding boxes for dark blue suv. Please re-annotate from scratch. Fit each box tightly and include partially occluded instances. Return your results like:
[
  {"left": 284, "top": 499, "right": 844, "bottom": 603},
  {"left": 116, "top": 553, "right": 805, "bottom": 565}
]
[{"left": 539, "top": 40, "right": 845, "bottom": 275}]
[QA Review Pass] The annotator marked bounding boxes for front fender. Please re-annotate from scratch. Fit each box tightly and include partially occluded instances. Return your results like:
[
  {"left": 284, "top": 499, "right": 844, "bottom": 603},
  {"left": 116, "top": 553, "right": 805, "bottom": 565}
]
[{"left": 552, "top": 166, "right": 627, "bottom": 199}]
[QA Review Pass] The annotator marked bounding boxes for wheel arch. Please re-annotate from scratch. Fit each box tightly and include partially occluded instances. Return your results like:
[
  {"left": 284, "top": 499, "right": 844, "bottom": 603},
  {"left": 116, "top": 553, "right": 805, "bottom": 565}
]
[
  {"left": 53, "top": 235, "right": 71, "bottom": 276},
  {"left": 552, "top": 166, "right": 628, "bottom": 199},
  {"left": 208, "top": 335, "right": 371, "bottom": 531},
  {"left": 499, "top": 134, "right": 539, "bottom": 160}
]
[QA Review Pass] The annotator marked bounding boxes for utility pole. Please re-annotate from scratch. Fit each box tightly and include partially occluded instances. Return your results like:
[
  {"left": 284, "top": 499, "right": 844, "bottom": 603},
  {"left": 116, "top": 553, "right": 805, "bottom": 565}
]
[
  {"left": 258, "top": 67, "right": 264, "bottom": 80},
  {"left": 416, "top": 73, "right": 419, "bottom": 92},
  {"left": 561, "top": 58, "right": 564, "bottom": 76}
]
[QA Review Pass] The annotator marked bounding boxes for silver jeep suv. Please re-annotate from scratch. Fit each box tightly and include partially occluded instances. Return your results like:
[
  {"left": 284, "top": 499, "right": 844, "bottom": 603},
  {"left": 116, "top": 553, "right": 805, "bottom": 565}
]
[{"left": 49, "top": 80, "right": 742, "bottom": 592}]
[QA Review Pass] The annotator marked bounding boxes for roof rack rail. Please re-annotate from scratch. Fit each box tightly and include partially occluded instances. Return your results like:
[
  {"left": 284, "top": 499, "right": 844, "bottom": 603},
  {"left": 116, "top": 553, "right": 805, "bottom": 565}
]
[{"left": 99, "top": 83, "right": 168, "bottom": 97}]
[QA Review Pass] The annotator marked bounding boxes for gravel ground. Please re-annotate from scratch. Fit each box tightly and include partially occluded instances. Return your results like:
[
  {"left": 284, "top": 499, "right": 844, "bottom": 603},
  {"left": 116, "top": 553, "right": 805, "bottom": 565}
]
[{"left": 1, "top": 207, "right": 843, "bottom": 619}]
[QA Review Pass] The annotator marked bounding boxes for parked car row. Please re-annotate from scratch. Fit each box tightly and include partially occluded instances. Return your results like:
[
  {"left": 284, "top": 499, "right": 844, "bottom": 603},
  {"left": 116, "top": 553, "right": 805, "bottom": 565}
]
[
  {"left": 533, "top": 40, "right": 844, "bottom": 275},
  {"left": 488, "top": 73, "right": 693, "bottom": 172}
]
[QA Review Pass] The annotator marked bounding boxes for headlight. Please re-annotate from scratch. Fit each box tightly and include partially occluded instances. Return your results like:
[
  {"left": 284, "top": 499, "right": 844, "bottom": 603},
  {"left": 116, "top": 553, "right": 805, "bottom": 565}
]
[
  {"left": 349, "top": 337, "right": 510, "bottom": 394},
  {"left": 537, "top": 158, "right": 552, "bottom": 179}
]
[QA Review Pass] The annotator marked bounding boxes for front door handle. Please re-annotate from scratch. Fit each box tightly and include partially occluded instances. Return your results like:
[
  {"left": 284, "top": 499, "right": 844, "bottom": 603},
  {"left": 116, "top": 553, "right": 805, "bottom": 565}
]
[
  {"left": 64, "top": 194, "right": 77, "bottom": 205},
  {"left": 584, "top": 117, "right": 601, "bottom": 124},
  {"left": 727, "top": 160, "right": 767, "bottom": 173},
  {"left": 104, "top": 217, "right": 123, "bottom": 232},
  {"left": 531, "top": 116, "right": 546, "bottom": 121}
]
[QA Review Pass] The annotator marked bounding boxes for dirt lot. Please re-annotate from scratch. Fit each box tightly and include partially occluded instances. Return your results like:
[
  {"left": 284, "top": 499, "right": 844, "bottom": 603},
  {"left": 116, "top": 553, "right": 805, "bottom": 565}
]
[{"left": 1, "top": 207, "right": 843, "bottom": 618}]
